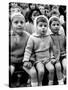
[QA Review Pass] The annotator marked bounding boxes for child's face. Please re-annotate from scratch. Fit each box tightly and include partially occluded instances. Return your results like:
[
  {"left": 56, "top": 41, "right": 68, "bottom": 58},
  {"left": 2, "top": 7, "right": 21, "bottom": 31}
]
[
  {"left": 50, "top": 20, "right": 60, "bottom": 34},
  {"left": 36, "top": 21, "right": 48, "bottom": 35},
  {"left": 12, "top": 16, "right": 25, "bottom": 34}
]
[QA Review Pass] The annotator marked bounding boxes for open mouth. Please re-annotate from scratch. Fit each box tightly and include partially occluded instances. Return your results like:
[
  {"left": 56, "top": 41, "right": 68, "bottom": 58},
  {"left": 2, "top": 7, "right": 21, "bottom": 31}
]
[
  {"left": 41, "top": 31, "right": 45, "bottom": 35},
  {"left": 42, "top": 30, "right": 46, "bottom": 33}
]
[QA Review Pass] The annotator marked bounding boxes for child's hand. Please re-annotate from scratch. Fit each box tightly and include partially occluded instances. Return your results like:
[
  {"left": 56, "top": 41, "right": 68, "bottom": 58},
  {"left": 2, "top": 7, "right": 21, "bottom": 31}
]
[
  {"left": 51, "top": 59, "right": 56, "bottom": 64},
  {"left": 23, "top": 62, "right": 32, "bottom": 69}
]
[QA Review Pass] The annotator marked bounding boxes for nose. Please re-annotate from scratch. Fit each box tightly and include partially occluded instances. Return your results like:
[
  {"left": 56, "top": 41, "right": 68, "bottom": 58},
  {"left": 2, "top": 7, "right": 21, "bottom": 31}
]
[
  {"left": 42, "top": 25, "right": 45, "bottom": 29},
  {"left": 18, "top": 22, "right": 21, "bottom": 25},
  {"left": 55, "top": 25, "right": 59, "bottom": 30},
  {"left": 42, "top": 27, "right": 45, "bottom": 32},
  {"left": 18, "top": 22, "right": 21, "bottom": 27},
  {"left": 55, "top": 24, "right": 59, "bottom": 27},
  {"left": 55, "top": 25, "right": 57, "bottom": 27}
]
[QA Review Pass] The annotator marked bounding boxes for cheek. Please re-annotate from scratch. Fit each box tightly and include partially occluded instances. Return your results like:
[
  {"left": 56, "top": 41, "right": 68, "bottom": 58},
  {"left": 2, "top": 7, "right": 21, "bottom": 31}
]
[
  {"left": 51, "top": 25, "right": 55, "bottom": 29},
  {"left": 21, "top": 24, "right": 24, "bottom": 27},
  {"left": 38, "top": 27, "right": 41, "bottom": 31},
  {"left": 58, "top": 26, "right": 60, "bottom": 29},
  {"left": 22, "top": 24, "right": 25, "bottom": 29},
  {"left": 50, "top": 26, "right": 55, "bottom": 32},
  {"left": 45, "top": 27, "right": 48, "bottom": 30}
]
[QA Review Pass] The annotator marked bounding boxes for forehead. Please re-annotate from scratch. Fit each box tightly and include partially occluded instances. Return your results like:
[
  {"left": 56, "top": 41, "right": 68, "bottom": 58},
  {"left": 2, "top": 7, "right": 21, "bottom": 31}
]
[
  {"left": 51, "top": 20, "right": 60, "bottom": 24},
  {"left": 37, "top": 21, "right": 48, "bottom": 25},
  {"left": 37, "top": 17, "right": 48, "bottom": 25},
  {"left": 12, "top": 16, "right": 25, "bottom": 22},
  {"left": 36, "top": 19, "right": 48, "bottom": 24}
]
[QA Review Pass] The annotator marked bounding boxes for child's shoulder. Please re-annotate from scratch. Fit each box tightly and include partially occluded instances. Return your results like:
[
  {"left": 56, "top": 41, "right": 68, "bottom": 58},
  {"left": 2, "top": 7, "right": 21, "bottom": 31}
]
[
  {"left": 45, "top": 35, "right": 52, "bottom": 41},
  {"left": 30, "top": 33, "right": 38, "bottom": 38},
  {"left": 28, "top": 33, "right": 38, "bottom": 41},
  {"left": 23, "top": 31, "right": 30, "bottom": 37},
  {"left": 28, "top": 33, "right": 35, "bottom": 39},
  {"left": 46, "top": 34, "right": 51, "bottom": 38},
  {"left": 50, "top": 34, "right": 65, "bottom": 40},
  {"left": 59, "top": 34, "right": 66, "bottom": 40}
]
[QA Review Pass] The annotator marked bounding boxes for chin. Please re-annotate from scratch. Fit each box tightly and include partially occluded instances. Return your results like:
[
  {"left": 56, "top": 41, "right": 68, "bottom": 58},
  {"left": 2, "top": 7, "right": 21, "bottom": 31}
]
[
  {"left": 17, "top": 31, "right": 23, "bottom": 34},
  {"left": 41, "top": 33, "right": 46, "bottom": 35},
  {"left": 54, "top": 32, "right": 58, "bottom": 34}
]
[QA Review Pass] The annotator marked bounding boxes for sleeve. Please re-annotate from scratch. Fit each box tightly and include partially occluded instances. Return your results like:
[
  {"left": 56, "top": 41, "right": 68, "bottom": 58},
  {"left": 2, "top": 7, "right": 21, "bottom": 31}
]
[
  {"left": 61, "top": 35, "right": 66, "bottom": 56},
  {"left": 23, "top": 35, "right": 34, "bottom": 62},
  {"left": 63, "top": 36, "right": 66, "bottom": 50}
]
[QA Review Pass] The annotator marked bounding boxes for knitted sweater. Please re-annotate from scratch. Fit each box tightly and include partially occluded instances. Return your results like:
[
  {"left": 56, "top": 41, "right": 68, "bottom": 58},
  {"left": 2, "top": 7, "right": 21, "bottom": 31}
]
[
  {"left": 10, "top": 31, "right": 30, "bottom": 63},
  {"left": 23, "top": 33, "right": 55, "bottom": 63},
  {"left": 50, "top": 34, "right": 66, "bottom": 57}
]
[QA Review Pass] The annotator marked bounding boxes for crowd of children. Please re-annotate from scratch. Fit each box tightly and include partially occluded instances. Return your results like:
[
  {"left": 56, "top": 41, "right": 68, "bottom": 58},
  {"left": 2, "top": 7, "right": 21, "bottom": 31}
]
[{"left": 9, "top": 2, "right": 66, "bottom": 87}]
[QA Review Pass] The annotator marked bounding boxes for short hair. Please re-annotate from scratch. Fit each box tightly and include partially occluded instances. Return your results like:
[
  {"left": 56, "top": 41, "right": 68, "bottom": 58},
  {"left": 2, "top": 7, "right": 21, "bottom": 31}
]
[
  {"left": 36, "top": 17, "right": 48, "bottom": 25},
  {"left": 49, "top": 16, "right": 60, "bottom": 29},
  {"left": 34, "top": 15, "right": 48, "bottom": 28}
]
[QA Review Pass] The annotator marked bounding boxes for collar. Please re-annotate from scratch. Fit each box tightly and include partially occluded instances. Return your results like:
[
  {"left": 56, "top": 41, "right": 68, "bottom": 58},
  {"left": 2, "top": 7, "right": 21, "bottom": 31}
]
[
  {"left": 32, "top": 33, "right": 49, "bottom": 38},
  {"left": 51, "top": 33, "right": 60, "bottom": 36},
  {"left": 11, "top": 30, "right": 23, "bottom": 36}
]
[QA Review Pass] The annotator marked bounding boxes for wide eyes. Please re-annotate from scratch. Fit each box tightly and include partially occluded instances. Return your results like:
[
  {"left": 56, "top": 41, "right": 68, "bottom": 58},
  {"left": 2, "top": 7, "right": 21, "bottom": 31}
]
[
  {"left": 52, "top": 23, "right": 60, "bottom": 26},
  {"left": 43, "top": 25, "right": 47, "bottom": 27},
  {"left": 57, "top": 24, "right": 60, "bottom": 26},
  {"left": 39, "top": 24, "right": 43, "bottom": 27},
  {"left": 14, "top": 21, "right": 18, "bottom": 24},
  {"left": 39, "top": 24, "right": 47, "bottom": 27},
  {"left": 20, "top": 21, "right": 23, "bottom": 24}
]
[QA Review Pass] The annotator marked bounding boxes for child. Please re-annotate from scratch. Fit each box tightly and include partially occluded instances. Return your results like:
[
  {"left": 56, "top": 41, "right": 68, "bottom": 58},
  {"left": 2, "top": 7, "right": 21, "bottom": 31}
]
[
  {"left": 49, "top": 16, "right": 66, "bottom": 84},
  {"left": 10, "top": 11, "right": 38, "bottom": 87},
  {"left": 47, "top": 7, "right": 65, "bottom": 36},
  {"left": 23, "top": 15, "right": 59, "bottom": 86},
  {"left": 9, "top": 12, "right": 32, "bottom": 86}
]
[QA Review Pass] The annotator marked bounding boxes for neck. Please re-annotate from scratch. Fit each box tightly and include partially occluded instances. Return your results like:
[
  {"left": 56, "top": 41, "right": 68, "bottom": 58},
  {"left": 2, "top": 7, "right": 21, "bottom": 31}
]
[
  {"left": 53, "top": 32, "right": 59, "bottom": 35},
  {"left": 12, "top": 30, "right": 23, "bottom": 36},
  {"left": 11, "top": 28, "right": 23, "bottom": 36},
  {"left": 36, "top": 33, "right": 47, "bottom": 37}
]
